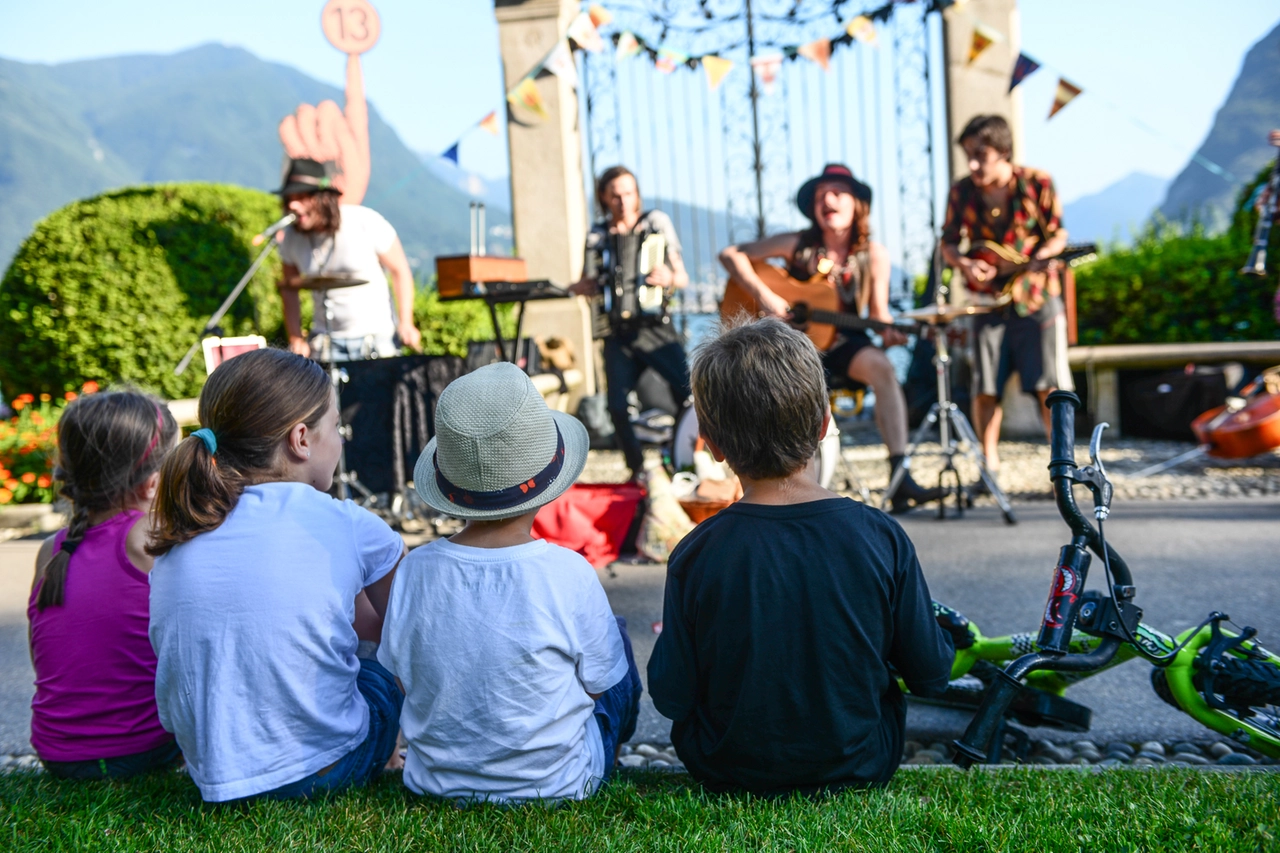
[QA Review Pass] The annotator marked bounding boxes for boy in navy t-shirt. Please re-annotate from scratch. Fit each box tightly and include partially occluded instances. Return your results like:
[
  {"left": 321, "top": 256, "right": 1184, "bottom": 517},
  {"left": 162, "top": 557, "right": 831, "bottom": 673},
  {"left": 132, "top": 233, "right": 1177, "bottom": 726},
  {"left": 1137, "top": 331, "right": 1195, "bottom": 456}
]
[{"left": 647, "top": 317, "right": 955, "bottom": 795}]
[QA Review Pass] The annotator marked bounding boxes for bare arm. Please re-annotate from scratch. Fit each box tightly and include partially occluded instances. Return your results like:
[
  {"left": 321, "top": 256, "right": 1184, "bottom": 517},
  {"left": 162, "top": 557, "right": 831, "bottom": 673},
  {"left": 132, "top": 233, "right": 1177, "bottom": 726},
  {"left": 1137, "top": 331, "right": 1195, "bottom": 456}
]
[
  {"left": 28, "top": 535, "right": 58, "bottom": 660},
  {"left": 718, "top": 232, "right": 802, "bottom": 318},
  {"left": 279, "top": 262, "right": 309, "bottom": 357},
  {"left": 377, "top": 238, "right": 421, "bottom": 351}
]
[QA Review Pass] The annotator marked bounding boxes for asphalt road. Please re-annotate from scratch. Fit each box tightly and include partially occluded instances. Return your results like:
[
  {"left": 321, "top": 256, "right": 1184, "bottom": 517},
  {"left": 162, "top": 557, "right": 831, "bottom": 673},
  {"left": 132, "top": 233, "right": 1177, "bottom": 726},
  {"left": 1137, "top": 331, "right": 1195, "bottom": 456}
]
[{"left": 1, "top": 499, "right": 1277, "bottom": 754}]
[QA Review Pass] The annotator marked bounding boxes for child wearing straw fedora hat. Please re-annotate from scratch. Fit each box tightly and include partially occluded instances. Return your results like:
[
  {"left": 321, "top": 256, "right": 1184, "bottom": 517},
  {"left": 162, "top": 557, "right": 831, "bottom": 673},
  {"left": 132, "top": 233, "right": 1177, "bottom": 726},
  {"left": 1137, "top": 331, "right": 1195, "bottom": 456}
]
[{"left": 377, "top": 363, "right": 642, "bottom": 804}]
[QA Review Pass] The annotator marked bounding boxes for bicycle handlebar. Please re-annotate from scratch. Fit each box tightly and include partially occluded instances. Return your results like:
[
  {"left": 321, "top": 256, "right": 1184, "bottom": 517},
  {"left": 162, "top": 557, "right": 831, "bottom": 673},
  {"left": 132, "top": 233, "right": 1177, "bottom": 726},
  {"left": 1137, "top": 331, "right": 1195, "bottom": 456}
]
[{"left": 1045, "top": 391, "right": 1133, "bottom": 587}]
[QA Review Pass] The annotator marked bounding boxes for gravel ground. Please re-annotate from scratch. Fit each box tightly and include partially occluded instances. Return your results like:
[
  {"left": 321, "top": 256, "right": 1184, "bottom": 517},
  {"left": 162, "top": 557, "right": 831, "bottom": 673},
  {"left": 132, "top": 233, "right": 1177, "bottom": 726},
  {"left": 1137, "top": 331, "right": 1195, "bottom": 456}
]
[
  {"left": 610, "top": 737, "right": 1275, "bottom": 772},
  {"left": 579, "top": 417, "right": 1280, "bottom": 505}
]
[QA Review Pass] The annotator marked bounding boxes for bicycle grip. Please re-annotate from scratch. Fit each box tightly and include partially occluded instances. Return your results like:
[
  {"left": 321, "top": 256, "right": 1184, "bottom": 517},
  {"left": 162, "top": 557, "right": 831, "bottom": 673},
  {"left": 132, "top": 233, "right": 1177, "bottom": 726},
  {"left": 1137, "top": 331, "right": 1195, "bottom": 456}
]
[{"left": 1046, "top": 390, "right": 1081, "bottom": 469}]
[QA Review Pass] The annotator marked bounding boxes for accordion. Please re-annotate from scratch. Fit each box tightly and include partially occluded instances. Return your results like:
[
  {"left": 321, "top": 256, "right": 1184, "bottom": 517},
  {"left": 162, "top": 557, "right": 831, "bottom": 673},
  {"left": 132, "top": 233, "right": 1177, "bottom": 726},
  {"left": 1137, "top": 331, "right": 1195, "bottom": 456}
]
[{"left": 587, "top": 231, "right": 668, "bottom": 338}]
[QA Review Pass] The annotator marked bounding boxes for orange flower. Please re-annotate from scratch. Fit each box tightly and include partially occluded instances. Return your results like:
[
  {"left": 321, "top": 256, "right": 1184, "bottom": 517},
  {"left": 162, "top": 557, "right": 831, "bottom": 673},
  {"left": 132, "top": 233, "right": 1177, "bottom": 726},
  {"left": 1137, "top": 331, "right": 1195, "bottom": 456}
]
[
  {"left": 39, "top": 393, "right": 51, "bottom": 402},
  {"left": 18, "top": 394, "right": 34, "bottom": 404},
  {"left": 11, "top": 399, "right": 25, "bottom": 411},
  {"left": 0, "top": 489, "right": 11, "bottom": 504},
  {"left": 81, "top": 381, "right": 100, "bottom": 394},
  {"left": 30, "top": 413, "right": 44, "bottom": 425},
  {"left": 64, "top": 391, "right": 77, "bottom": 401},
  {"left": 20, "top": 472, "right": 35, "bottom": 484},
  {"left": 0, "top": 469, "right": 8, "bottom": 479},
  {"left": 4, "top": 479, "right": 17, "bottom": 490},
  {"left": 37, "top": 475, "right": 51, "bottom": 488}
]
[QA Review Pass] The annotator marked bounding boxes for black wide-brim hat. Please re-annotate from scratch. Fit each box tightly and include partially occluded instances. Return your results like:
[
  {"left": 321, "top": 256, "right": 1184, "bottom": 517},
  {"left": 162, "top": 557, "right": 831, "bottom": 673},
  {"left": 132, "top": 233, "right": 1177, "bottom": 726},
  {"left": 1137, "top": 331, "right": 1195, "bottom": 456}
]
[
  {"left": 276, "top": 157, "right": 342, "bottom": 196},
  {"left": 796, "top": 163, "right": 873, "bottom": 222}
]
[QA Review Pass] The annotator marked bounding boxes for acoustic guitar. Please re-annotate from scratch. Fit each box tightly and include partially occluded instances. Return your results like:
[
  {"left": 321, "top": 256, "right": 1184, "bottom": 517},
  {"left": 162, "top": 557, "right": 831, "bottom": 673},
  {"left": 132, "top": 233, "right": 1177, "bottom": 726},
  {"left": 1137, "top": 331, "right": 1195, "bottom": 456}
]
[{"left": 720, "top": 261, "right": 918, "bottom": 352}]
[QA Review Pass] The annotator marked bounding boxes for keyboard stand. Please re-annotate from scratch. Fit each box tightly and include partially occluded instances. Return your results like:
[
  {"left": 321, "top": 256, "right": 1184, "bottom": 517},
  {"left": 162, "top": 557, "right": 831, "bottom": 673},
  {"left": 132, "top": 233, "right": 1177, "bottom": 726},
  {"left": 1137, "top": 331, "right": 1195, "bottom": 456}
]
[{"left": 439, "top": 280, "right": 566, "bottom": 363}]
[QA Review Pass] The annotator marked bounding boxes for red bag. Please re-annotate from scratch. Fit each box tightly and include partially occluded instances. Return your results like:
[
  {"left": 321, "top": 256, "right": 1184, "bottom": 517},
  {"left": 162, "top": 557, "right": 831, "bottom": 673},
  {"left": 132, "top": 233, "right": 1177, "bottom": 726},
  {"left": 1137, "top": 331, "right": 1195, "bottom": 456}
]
[{"left": 532, "top": 483, "right": 645, "bottom": 568}]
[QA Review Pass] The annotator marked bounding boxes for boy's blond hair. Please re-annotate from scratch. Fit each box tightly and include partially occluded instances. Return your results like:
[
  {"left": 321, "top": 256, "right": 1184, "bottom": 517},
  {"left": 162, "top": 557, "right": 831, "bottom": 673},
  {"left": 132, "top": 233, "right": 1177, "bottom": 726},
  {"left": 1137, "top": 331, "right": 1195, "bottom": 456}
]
[{"left": 690, "top": 317, "right": 826, "bottom": 480}]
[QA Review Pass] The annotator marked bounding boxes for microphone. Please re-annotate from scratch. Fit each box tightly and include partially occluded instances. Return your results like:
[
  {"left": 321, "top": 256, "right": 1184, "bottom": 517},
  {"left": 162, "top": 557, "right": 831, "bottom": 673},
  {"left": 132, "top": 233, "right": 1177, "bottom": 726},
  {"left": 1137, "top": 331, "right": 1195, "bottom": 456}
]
[{"left": 251, "top": 213, "right": 297, "bottom": 246}]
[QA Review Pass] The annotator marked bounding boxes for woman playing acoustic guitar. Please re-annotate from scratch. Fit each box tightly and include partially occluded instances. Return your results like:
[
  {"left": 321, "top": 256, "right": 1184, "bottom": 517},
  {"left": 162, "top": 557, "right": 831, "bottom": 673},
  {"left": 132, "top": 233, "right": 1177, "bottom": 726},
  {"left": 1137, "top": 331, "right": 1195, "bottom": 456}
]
[{"left": 719, "top": 164, "right": 945, "bottom": 513}]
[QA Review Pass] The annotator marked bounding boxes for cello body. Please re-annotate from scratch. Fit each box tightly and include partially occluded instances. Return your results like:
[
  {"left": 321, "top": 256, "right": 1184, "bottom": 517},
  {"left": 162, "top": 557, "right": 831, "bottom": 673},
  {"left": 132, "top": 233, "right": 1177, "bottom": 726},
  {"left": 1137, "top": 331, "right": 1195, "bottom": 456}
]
[{"left": 1191, "top": 391, "right": 1280, "bottom": 459}]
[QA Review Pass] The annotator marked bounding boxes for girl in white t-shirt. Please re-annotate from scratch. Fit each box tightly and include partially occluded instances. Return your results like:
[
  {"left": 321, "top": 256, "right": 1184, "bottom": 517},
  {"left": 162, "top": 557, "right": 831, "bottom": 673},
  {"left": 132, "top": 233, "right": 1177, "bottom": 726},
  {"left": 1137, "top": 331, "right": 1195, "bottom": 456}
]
[{"left": 147, "top": 348, "right": 406, "bottom": 802}]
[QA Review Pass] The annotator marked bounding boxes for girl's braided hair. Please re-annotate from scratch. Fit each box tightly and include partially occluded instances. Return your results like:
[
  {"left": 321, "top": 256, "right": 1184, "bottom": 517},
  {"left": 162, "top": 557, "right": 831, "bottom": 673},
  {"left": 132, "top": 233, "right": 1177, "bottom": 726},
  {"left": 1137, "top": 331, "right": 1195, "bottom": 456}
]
[{"left": 36, "top": 389, "right": 178, "bottom": 610}]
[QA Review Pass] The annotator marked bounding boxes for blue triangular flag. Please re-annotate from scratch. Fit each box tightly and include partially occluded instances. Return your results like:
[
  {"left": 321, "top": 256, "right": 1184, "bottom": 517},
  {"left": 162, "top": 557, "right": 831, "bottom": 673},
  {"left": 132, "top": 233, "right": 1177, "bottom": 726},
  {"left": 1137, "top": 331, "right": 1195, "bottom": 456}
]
[
  {"left": 1009, "top": 53, "right": 1041, "bottom": 92},
  {"left": 441, "top": 143, "right": 460, "bottom": 165}
]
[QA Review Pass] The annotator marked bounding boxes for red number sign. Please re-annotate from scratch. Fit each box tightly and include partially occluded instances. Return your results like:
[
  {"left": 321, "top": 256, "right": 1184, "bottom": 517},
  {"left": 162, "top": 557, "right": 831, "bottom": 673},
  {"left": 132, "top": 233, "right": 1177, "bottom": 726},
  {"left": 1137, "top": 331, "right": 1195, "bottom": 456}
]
[{"left": 322, "top": 0, "right": 381, "bottom": 55}]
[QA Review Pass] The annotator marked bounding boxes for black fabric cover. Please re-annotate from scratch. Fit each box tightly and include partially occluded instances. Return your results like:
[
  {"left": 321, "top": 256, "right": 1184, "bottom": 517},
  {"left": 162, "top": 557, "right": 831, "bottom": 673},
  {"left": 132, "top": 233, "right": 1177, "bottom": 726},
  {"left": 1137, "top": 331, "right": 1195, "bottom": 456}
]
[
  {"left": 338, "top": 355, "right": 466, "bottom": 495},
  {"left": 1119, "top": 367, "right": 1228, "bottom": 442}
]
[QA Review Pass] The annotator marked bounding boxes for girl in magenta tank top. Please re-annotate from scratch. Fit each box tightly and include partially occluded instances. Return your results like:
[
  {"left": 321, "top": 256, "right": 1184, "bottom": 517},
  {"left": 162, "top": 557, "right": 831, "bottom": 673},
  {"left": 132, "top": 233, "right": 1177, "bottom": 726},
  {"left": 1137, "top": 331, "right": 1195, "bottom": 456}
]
[{"left": 27, "top": 389, "right": 180, "bottom": 779}]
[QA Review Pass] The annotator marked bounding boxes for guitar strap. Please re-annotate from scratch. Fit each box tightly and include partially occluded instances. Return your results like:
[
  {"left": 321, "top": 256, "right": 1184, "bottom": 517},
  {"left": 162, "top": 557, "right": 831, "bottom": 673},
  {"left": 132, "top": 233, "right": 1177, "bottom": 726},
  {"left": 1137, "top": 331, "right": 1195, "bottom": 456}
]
[{"left": 790, "top": 228, "right": 872, "bottom": 318}]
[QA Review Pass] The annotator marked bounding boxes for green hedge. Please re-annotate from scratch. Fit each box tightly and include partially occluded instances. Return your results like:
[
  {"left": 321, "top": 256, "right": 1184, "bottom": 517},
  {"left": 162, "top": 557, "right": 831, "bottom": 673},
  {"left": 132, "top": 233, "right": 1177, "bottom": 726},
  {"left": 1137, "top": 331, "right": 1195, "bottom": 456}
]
[
  {"left": 413, "top": 285, "right": 516, "bottom": 358},
  {"left": 0, "top": 183, "right": 293, "bottom": 399},
  {"left": 1075, "top": 166, "right": 1278, "bottom": 345}
]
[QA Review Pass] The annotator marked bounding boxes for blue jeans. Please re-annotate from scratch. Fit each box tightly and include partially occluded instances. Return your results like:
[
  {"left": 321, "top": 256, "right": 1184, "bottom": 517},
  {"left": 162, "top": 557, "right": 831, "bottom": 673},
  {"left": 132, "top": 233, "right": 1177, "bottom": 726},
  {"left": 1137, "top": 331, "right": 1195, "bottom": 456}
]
[
  {"left": 42, "top": 740, "right": 182, "bottom": 781},
  {"left": 254, "top": 657, "right": 403, "bottom": 800},
  {"left": 594, "top": 616, "right": 643, "bottom": 784}
]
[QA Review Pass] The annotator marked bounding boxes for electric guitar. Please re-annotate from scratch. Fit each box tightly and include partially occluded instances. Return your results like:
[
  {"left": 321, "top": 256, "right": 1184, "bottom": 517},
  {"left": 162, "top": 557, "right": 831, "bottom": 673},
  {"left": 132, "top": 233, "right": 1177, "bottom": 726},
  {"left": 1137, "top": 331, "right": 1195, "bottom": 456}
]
[
  {"left": 964, "top": 241, "right": 1098, "bottom": 303},
  {"left": 720, "top": 261, "right": 919, "bottom": 352}
]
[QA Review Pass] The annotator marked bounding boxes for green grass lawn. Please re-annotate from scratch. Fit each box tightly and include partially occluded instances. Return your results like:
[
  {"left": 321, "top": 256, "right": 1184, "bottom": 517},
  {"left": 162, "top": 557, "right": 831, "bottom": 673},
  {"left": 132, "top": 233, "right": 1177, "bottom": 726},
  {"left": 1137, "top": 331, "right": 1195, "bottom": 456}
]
[{"left": 2, "top": 768, "right": 1277, "bottom": 852}]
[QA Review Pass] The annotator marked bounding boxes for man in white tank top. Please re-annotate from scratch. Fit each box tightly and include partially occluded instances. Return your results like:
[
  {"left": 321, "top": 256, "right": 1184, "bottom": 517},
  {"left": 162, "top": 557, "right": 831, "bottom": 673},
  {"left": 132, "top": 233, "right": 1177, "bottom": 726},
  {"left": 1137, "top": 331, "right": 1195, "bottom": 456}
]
[{"left": 276, "top": 158, "right": 421, "bottom": 361}]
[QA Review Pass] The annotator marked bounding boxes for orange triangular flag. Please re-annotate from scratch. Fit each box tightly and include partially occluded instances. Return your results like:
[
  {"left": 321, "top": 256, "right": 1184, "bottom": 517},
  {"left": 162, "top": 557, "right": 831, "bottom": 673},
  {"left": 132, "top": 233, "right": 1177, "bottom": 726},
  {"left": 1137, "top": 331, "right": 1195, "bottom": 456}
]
[
  {"left": 1048, "top": 77, "right": 1082, "bottom": 119},
  {"left": 507, "top": 77, "right": 548, "bottom": 121},
  {"left": 967, "top": 23, "right": 1002, "bottom": 64},
  {"left": 702, "top": 55, "right": 734, "bottom": 90},
  {"left": 588, "top": 4, "right": 612, "bottom": 28},
  {"left": 798, "top": 38, "right": 831, "bottom": 72},
  {"left": 478, "top": 111, "right": 500, "bottom": 135}
]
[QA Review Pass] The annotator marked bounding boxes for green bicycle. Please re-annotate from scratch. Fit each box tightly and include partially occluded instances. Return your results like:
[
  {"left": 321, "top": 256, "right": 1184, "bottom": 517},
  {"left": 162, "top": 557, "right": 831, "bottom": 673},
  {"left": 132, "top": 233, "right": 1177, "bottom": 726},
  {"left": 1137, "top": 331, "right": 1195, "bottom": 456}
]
[{"left": 917, "top": 391, "right": 1280, "bottom": 765}]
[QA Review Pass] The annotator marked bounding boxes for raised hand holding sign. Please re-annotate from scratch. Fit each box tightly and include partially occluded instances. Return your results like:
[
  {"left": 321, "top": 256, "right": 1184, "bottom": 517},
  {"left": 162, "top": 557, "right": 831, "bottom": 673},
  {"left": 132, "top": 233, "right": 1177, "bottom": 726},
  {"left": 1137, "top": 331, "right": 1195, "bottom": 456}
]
[{"left": 277, "top": 0, "right": 381, "bottom": 205}]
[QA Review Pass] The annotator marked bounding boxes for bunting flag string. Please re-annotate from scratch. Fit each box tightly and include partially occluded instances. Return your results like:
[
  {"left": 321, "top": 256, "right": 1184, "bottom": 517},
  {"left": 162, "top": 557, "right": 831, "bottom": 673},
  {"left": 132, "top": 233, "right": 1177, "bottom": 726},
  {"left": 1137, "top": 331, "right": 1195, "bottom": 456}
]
[
  {"left": 543, "top": 39, "right": 579, "bottom": 88},
  {"left": 750, "top": 54, "right": 783, "bottom": 95},
  {"left": 655, "top": 46, "right": 688, "bottom": 74},
  {"left": 702, "top": 54, "right": 734, "bottom": 90},
  {"left": 846, "top": 15, "right": 878, "bottom": 47},
  {"left": 797, "top": 38, "right": 832, "bottom": 72},
  {"left": 615, "top": 30, "right": 641, "bottom": 58},
  {"left": 441, "top": 143, "right": 460, "bottom": 165},
  {"left": 478, "top": 111, "right": 500, "bottom": 136},
  {"left": 966, "top": 22, "right": 1002, "bottom": 65},
  {"left": 508, "top": 77, "right": 549, "bottom": 121},
  {"left": 1008, "top": 52, "right": 1041, "bottom": 92},
  {"left": 1047, "top": 77, "right": 1082, "bottom": 120}
]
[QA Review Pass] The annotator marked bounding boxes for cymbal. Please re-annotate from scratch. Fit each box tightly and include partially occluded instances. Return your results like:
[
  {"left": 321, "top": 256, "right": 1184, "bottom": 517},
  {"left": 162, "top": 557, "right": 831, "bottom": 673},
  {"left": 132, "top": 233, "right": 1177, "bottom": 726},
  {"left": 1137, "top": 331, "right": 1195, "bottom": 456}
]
[
  {"left": 294, "top": 275, "right": 369, "bottom": 291},
  {"left": 900, "top": 303, "right": 994, "bottom": 325}
]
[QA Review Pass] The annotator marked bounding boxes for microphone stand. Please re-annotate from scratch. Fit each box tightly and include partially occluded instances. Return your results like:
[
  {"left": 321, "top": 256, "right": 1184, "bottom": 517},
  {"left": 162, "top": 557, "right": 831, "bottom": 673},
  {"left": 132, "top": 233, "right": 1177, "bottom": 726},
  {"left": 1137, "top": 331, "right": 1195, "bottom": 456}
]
[{"left": 174, "top": 237, "right": 282, "bottom": 376}]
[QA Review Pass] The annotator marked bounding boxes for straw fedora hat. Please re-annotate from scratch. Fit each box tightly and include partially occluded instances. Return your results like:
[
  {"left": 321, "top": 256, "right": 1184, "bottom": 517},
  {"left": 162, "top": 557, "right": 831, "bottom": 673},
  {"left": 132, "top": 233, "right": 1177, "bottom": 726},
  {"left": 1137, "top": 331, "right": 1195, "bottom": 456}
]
[{"left": 413, "top": 363, "right": 589, "bottom": 520}]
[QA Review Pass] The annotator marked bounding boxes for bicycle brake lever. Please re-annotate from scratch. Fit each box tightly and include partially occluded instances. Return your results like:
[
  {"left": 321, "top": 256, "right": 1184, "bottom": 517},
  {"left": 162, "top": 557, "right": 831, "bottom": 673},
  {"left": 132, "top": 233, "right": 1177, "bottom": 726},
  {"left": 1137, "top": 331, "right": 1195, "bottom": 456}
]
[{"left": 1082, "top": 422, "right": 1114, "bottom": 520}]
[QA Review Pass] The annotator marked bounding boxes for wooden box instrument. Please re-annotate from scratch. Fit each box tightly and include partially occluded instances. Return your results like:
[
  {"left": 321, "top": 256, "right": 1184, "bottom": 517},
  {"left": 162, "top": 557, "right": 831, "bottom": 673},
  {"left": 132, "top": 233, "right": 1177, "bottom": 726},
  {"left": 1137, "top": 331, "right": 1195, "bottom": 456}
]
[{"left": 435, "top": 255, "right": 528, "bottom": 298}]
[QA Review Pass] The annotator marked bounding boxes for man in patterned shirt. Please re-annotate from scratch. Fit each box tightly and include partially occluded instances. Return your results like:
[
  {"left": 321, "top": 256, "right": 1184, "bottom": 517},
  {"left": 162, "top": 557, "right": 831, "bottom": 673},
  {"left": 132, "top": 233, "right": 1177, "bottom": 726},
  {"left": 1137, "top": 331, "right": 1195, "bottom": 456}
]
[{"left": 940, "top": 115, "right": 1073, "bottom": 478}]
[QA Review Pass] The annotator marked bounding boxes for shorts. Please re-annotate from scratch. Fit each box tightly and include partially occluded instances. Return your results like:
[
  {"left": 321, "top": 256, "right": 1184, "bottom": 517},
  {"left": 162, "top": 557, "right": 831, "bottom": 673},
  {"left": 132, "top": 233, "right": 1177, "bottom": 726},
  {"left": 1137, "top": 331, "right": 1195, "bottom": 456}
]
[
  {"left": 821, "top": 331, "right": 874, "bottom": 392},
  {"left": 42, "top": 739, "right": 182, "bottom": 781},
  {"left": 972, "top": 296, "right": 1074, "bottom": 398},
  {"left": 251, "top": 656, "right": 404, "bottom": 801}
]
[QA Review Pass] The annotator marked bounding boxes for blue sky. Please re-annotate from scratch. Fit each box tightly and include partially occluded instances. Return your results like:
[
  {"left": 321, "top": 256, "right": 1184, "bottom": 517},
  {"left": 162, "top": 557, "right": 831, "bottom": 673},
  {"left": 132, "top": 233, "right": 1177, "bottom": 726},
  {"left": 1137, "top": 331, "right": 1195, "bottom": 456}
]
[{"left": 3, "top": 1, "right": 1278, "bottom": 205}]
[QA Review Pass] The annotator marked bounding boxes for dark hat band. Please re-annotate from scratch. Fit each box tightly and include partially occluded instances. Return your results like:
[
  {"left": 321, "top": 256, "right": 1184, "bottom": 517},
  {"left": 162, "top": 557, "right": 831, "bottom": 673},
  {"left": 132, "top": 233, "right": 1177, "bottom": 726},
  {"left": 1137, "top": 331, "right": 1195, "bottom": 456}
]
[{"left": 434, "top": 426, "right": 566, "bottom": 512}]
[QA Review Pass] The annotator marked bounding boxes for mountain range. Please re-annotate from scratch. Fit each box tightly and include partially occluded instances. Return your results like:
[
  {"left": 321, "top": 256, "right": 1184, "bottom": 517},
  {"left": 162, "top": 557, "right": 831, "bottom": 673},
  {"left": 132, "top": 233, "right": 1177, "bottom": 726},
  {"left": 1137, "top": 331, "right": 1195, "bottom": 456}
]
[
  {"left": 0, "top": 44, "right": 507, "bottom": 271},
  {"left": 1158, "top": 22, "right": 1280, "bottom": 228},
  {"left": 1062, "top": 172, "right": 1170, "bottom": 247}
]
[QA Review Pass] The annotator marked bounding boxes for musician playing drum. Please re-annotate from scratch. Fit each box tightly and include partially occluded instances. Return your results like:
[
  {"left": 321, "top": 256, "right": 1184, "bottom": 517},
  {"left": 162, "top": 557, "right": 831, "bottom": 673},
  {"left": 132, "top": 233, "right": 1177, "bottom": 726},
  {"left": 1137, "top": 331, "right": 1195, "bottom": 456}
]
[
  {"left": 719, "top": 163, "right": 945, "bottom": 513},
  {"left": 570, "top": 166, "right": 691, "bottom": 483},
  {"left": 276, "top": 157, "right": 422, "bottom": 362},
  {"left": 939, "top": 115, "right": 1072, "bottom": 481}
]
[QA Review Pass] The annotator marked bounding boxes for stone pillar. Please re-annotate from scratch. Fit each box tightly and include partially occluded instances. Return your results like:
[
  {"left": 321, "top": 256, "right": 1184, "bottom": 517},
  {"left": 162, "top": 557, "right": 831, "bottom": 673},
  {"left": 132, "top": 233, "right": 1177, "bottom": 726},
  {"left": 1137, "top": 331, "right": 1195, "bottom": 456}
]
[
  {"left": 494, "top": 0, "right": 596, "bottom": 400},
  {"left": 941, "top": 0, "right": 1023, "bottom": 181},
  {"left": 494, "top": 0, "right": 587, "bottom": 285}
]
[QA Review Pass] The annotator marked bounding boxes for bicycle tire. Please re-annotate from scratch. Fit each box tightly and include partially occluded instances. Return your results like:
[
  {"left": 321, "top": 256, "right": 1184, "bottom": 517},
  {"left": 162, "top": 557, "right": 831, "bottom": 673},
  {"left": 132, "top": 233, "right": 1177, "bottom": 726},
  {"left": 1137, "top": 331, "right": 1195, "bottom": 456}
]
[
  {"left": 1196, "top": 655, "right": 1280, "bottom": 710},
  {"left": 1151, "top": 667, "right": 1180, "bottom": 710}
]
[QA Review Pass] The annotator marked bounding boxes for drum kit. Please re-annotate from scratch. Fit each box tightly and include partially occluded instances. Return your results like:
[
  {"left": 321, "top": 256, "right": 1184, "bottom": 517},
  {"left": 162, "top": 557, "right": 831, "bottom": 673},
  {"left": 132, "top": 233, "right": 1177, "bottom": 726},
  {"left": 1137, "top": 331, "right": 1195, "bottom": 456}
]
[{"left": 888, "top": 300, "right": 1017, "bottom": 524}]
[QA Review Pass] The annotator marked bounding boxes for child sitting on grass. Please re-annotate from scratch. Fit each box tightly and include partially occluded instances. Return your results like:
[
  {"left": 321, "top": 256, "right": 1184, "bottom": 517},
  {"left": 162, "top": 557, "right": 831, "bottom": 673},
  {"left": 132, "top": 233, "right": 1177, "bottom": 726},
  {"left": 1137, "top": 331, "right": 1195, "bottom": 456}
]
[
  {"left": 28, "top": 389, "right": 181, "bottom": 779},
  {"left": 147, "top": 348, "right": 406, "bottom": 802},
  {"left": 648, "top": 317, "right": 955, "bottom": 795},
  {"left": 377, "top": 362, "right": 642, "bottom": 804}
]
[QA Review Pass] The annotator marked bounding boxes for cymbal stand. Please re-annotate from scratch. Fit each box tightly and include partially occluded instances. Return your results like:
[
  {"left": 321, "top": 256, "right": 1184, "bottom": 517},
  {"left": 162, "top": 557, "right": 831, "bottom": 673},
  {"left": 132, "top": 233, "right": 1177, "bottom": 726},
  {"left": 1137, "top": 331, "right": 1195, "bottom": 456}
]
[
  {"left": 317, "top": 293, "right": 376, "bottom": 504},
  {"left": 881, "top": 321, "right": 1016, "bottom": 524}
]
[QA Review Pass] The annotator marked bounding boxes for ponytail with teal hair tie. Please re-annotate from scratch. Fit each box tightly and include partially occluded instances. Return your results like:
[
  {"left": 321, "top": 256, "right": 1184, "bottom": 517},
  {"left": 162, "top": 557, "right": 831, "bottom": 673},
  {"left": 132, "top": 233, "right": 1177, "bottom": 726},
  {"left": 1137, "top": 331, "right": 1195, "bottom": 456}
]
[{"left": 192, "top": 428, "right": 217, "bottom": 454}]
